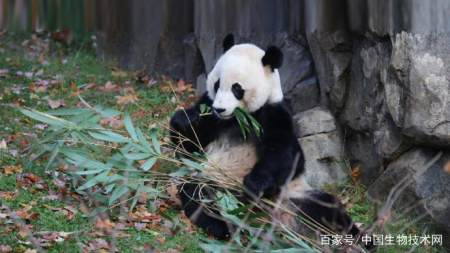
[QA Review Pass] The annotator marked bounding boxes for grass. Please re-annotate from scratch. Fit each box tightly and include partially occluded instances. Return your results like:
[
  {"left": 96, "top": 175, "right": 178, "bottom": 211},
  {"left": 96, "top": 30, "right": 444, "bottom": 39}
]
[
  {"left": 0, "top": 33, "right": 202, "bottom": 253},
  {"left": 0, "top": 33, "right": 445, "bottom": 253}
]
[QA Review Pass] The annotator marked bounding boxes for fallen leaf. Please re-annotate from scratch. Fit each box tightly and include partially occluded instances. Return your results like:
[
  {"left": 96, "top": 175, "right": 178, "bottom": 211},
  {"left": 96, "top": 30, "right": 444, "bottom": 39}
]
[
  {"left": 128, "top": 206, "right": 161, "bottom": 224},
  {"left": 175, "top": 79, "right": 193, "bottom": 93},
  {"left": 17, "top": 173, "right": 47, "bottom": 190},
  {"left": 444, "top": 160, "right": 450, "bottom": 174},
  {"left": 100, "top": 116, "right": 123, "bottom": 129},
  {"left": 0, "top": 69, "right": 9, "bottom": 78},
  {"left": 0, "top": 245, "right": 12, "bottom": 253},
  {"left": 95, "top": 218, "right": 115, "bottom": 233},
  {"left": 85, "top": 238, "right": 110, "bottom": 251},
  {"left": 0, "top": 191, "right": 16, "bottom": 200},
  {"left": 98, "top": 81, "right": 120, "bottom": 92},
  {"left": 2, "top": 165, "right": 23, "bottom": 175},
  {"left": 47, "top": 98, "right": 65, "bottom": 109},
  {"left": 116, "top": 94, "right": 139, "bottom": 106},
  {"left": 134, "top": 222, "right": 147, "bottom": 231},
  {"left": 350, "top": 165, "right": 361, "bottom": 181}
]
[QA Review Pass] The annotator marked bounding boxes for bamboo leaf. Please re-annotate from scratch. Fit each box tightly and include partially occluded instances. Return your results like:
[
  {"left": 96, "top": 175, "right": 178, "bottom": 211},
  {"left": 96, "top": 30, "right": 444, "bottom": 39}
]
[
  {"left": 136, "top": 127, "right": 153, "bottom": 153},
  {"left": 123, "top": 152, "right": 151, "bottom": 160},
  {"left": 20, "top": 108, "right": 77, "bottom": 128},
  {"left": 124, "top": 113, "right": 138, "bottom": 141},
  {"left": 77, "top": 171, "right": 109, "bottom": 190},
  {"left": 89, "top": 130, "right": 129, "bottom": 143},
  {"left": 140, "top": 158, "right": 157, "bottom": 171},
  {"left": 150, "top": 128, "right": 161, "bottom": 154},
  {"left": 109, "top": 185, "right": 129, "bottom": 205}
]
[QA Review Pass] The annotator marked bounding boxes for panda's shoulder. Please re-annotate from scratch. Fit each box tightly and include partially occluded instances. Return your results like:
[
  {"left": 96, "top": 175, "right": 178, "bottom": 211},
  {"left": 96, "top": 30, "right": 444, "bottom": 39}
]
[
  {"left": 256, "top": 101, "right": 293, "bottom": 123},
  {"left": 256, "top": 101, "right": 292, "bottom": 127}
]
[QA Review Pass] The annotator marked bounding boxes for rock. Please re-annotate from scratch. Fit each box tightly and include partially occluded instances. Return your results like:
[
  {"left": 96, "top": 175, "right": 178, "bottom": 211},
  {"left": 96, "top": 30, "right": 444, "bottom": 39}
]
[
  {"left": 346, "top": 131, "right": 383, "bottom": 186},
  {"left": 278, "top": 34, "right": 320, "bottom": 113},
  {"left": 294, "top": 107, "right": 336, "bottom": 137},
  {"left": 386, "top": 32, "right": 450, "bottom": 145},
  {"left": 306, "top": 30, "right": 352, "bottom": 109},
  {"left": 340, "top": 38, "right": 391, "bottom": 132},
  {"left": 368, "top": 148, "right": 450, "bottom": 233},
  {"left": 295, "top": 107, "right": 347, "bottom": 188}
]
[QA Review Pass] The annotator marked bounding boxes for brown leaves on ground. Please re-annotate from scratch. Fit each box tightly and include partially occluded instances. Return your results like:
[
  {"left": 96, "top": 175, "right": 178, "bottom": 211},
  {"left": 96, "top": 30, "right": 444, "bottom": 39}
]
[
  {"left": 14, "top": 203, "right": 40, "bottom": 222},
  {"left": 0, "top": 69, "right": 9, "bottom": 78},
  {"left": 116, "top": 87, "right": 139, "bottom": 106},
  {"left": 175, "top": 79, "right": 194, "bottom": 93},
  {"left": 0, "top": 191, "right": 16, "bottom": 200},
  {"left": 83, "top": 238, "right": 111, "bottom": 252},
  {"left": 128, "top": 206, "right": 161, "bottom": 224},
  {"left": 95, "top": 218, "right": 115, "bottom": 233},
  {"left": 47, "top": 98, "right": 66, "bottom": 109},
  {"left": 16, "top": 173, "right": 48, "bottom": 191},
  {"left": 44, "top": 205, "right": 77, "bottom": 221},
  {"left": 35, "top": 231, "right": 73, "bottom": 247},
  {"left": 350, "top": 165, "right": 362, "bottom": 181},
  {"left": 444, "top": 160, "right": 450, "bottom": 174},
  {"left": 2, "top": 165, "right": 23, "bottom": 175},
  {"left": 136, "top": 71, "right": 157, "bottom": 87},
  {"left": 0, "top": 245, "right": 12, "bottom": 253},
  {"left": 98, "top": 81, "right": 120, "bottom": 93},
  {"left": 100, "top": 116, "right": 123, "bottom": 129}
]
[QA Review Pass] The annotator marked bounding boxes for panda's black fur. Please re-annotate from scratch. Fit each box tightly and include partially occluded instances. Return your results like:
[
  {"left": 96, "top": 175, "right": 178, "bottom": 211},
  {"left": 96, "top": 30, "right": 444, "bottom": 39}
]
[{"left": 170, "top": 35, "right": 373, "bottom": 250}]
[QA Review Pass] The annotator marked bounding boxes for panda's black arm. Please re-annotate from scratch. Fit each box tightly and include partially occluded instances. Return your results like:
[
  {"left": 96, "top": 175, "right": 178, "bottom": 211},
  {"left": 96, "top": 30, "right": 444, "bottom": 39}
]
[
  {"left": 243, "top": 103, "right": 304, "bottom": 198},
  {"left": 170, "top": 92, "right": 221, "bottom": 154}
]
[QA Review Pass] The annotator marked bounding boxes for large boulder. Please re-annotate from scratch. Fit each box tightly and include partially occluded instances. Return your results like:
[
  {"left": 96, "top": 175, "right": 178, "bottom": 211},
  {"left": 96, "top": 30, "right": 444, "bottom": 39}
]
[
  {"left": 385, "top": 32, "right": 450, "bottom": 145},
  {"left": 294, "top": 107, "right": 347, "bottom": 188},
  {"left": 368, "top": 148, "right": 450, "bottom": 233}
]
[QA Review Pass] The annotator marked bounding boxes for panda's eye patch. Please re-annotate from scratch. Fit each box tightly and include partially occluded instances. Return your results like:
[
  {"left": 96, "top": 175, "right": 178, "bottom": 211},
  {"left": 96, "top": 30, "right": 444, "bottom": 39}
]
[
  {"left": 214, "top": 80, "right": 220, "bottom": 93},
  {"left": 231, "top": 83, "right": 245, "bottom": 100}
]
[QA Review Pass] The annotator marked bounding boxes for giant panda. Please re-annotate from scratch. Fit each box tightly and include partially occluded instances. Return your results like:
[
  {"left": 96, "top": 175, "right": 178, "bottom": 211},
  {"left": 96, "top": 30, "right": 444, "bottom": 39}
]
[{"left": 170, "top": 34, "right": 370, "bottom": 249}]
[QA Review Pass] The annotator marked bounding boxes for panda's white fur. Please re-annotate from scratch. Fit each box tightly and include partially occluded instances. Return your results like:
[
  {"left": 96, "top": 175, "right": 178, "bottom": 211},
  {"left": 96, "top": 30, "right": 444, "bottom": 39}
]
[
  {"left": 202, "top": 43, "right": 310, "bottom": 200},
  {"left": 206, "top": 44, "right": 283, "bottom": 117}
]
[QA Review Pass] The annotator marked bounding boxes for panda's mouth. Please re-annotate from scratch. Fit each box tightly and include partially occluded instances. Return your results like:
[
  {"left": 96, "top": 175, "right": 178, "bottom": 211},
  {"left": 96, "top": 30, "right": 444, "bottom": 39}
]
[{"left": 213, "top": 111, "right": 234, "bottom": 120}]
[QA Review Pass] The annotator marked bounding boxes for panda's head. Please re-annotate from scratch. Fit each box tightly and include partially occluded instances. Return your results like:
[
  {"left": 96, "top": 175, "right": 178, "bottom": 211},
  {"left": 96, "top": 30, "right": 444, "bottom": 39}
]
[{"left": 206, "top": 34, "right": 284, "bottom": 119}]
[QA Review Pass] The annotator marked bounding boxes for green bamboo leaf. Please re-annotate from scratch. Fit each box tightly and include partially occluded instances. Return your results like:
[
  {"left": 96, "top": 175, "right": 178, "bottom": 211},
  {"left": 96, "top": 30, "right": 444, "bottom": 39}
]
[
  {"left": 77, "top": 171, "right": 109, "bottom": 190},
  {"left": 74, "top": 168, "right": 107, "bottom": 175},
  {"left": 136, "top": 127, "right": 153, "bottom": 152},
  {"left": 169, "top": 167, "right": 191, "bottom": 177},
  {"left": 89, "top": 130, "right": 129, "bottom": 143},
  {"left": 181, "top": 158, "right": 203, "bottom": 170},
  {"left": 123, "top": 152, "right": 151, "bottom": 160},
  {"left": 140, "top": 157, "right": 157, "bottom": 171},
  {"left": 150, "top": 128, "right": 161, "bottom": 154},
  {"left": 109, "top": 185, "right": 129, "bottom": 205},
  {"left": 20, "top": 108, "right": 77, "bottom": 128},
  {"left": 47, "top": 108, "right": 90, "bottom": 116},
  {"left": 45, "top": 141, "right": 62, "bottom": 170},
  {"left": 124, "top": 113, "right": 138, "bottom": 141},
  {"left": 62, "top": 150, "right": 110, "bottom": 170},
  {"left": 130, "top": 184, "right": 143, "bottom": 211},
  {"left": 94, "top": 105, "right": 121, "bottom": 118}
]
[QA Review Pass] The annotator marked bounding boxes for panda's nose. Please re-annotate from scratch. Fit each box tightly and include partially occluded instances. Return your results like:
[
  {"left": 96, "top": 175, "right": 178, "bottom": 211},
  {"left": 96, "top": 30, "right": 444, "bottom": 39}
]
[{"left": 213, "top": 107, "right": 226, "bottom": 114}]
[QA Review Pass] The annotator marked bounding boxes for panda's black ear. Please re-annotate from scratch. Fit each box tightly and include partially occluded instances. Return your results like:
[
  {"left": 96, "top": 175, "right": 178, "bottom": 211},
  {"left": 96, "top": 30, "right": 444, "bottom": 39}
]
[
  {"left": 222, "top": 34, "right": 235, "bottom": 52},
  {"left": 262, "top": 46, "right": 283, "bottom": 71}
]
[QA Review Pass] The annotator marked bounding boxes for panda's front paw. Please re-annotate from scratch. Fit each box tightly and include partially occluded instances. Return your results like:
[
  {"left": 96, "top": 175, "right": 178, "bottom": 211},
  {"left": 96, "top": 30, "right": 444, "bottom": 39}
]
[
  {"left": 170, "top": 109, "right": 200, "bottom": 133},
  {"left": 243, "top": 172, "right": 278, "bottom": 199}
]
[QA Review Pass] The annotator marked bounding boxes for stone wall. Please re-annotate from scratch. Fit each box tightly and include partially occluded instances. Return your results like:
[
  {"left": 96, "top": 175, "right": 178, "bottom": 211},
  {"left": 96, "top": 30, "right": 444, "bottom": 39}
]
[{"left": 95, "top": 0, "right": 450, "bottom": 236}]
